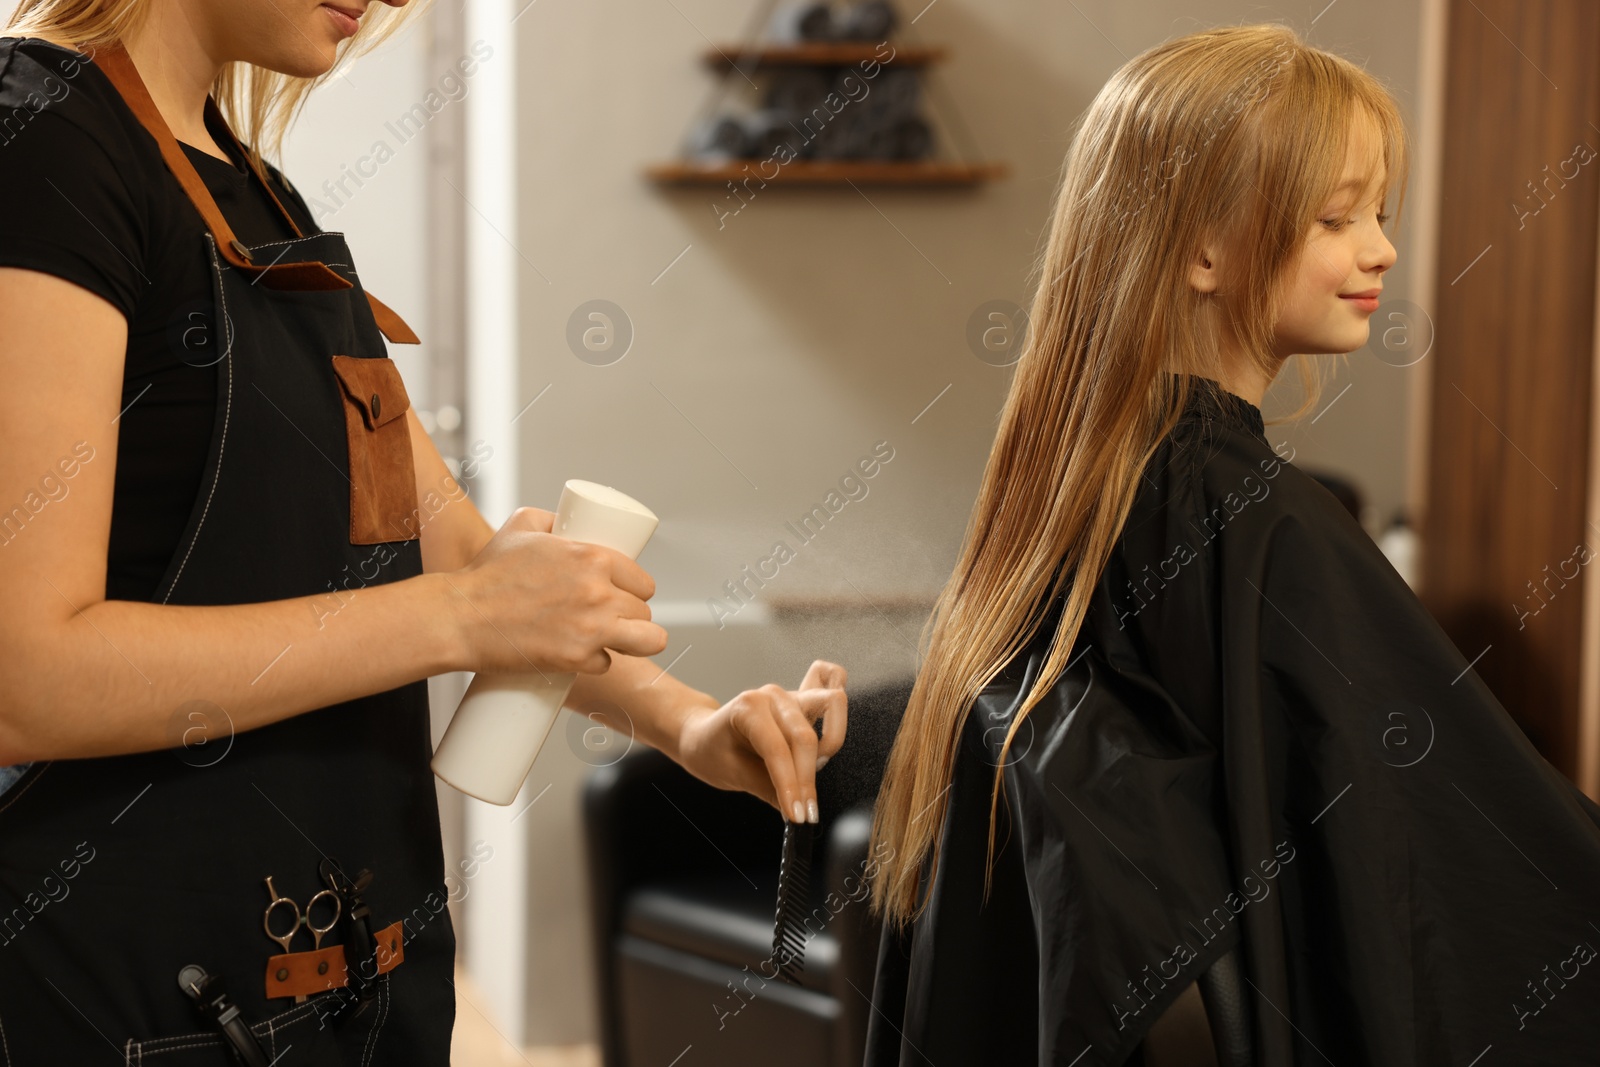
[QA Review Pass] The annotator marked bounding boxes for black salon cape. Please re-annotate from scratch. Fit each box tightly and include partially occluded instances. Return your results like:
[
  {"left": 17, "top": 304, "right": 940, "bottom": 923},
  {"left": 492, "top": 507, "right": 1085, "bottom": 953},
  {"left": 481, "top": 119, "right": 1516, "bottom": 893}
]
[{"left": 862, "top": 376, "right": 1600, "bottom": 1066}]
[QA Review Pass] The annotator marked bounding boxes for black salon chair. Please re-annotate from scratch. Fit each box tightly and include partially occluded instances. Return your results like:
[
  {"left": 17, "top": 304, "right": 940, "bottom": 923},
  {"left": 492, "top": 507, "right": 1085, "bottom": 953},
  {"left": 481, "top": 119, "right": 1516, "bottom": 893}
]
[
  {"left": 582, "top": 678, "right": 1255, "bottom": 1067},
  {"left": 583, "top": 754, "right": 881, "bottom": 1067}
]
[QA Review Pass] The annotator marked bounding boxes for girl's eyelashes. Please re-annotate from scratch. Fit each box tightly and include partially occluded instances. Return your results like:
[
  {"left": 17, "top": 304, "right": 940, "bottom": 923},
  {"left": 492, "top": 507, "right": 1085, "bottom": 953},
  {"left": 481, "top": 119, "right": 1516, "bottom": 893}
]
[{"left": 1317, "top": 210, "right": 1389, "bottom": 231}]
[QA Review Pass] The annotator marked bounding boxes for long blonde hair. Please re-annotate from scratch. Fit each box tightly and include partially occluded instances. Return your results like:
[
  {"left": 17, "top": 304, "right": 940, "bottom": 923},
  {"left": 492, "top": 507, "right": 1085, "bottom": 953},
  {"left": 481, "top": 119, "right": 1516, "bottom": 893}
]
[
  {"left": 869, "top": 22, "right": 1410, "bottom": 928},
  {"left": 5, "top": 0, "right": 427, "bottom": 173}
]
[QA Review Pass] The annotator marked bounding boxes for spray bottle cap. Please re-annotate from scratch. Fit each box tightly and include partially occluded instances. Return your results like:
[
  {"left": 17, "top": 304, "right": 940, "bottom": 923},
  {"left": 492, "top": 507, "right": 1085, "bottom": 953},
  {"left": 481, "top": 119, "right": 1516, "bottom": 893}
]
[{"left": 555, "top": 480, "right": 659, "bottom": 555}]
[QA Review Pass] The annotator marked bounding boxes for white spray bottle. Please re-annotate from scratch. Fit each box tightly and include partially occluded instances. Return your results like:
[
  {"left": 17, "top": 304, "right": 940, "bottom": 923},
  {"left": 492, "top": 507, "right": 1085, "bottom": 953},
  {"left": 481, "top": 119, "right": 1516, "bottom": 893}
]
[{"left": 430, "top": 479, "right": 659, "bottom": 805}]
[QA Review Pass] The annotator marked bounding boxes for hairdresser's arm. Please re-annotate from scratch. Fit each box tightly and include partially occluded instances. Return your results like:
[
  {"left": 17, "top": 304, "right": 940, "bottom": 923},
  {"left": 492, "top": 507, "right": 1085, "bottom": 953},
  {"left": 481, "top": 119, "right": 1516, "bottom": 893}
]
[
  {"left": 403, "top": 407, "right": 495, "bottom": 575},
  {"left": 403, "top": 413, "right": 848, "bottom": 822},
  {"left": 0, "top": 269, "right": 666, "bottom": 764},
  {"left": 565, "top": 656, "right": 848, "bottom": 824}
]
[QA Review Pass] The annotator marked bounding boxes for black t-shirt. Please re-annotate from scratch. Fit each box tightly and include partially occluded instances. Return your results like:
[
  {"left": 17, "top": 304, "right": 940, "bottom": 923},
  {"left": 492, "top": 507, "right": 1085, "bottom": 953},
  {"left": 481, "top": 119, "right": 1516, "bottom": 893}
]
[{"left": 0, "top": 36, "right": 321, "bottom": 602}]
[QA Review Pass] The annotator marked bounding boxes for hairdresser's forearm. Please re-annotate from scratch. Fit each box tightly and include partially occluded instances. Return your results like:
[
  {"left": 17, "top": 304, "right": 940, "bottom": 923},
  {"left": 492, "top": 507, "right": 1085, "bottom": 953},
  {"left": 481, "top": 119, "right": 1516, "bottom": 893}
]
[
  {"left": 1, "top": 571, "right": 470, "bottom": 764},
  {"left": 565, "top": 653, "right": 720, "bottom": 763}
]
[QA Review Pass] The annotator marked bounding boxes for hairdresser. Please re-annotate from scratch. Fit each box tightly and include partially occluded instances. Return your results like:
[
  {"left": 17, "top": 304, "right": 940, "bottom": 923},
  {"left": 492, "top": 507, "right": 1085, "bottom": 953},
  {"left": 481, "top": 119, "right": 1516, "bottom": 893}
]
[{"left": 0, "top": 0, "right": 846, "bottom": 1060}]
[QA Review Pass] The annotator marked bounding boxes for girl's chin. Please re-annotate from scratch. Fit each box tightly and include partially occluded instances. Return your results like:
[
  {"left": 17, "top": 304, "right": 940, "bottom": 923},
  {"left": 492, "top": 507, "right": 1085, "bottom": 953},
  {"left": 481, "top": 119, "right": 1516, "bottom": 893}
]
[{"left": 1279, "top": 330, "right": 1368, "bottom": 357}]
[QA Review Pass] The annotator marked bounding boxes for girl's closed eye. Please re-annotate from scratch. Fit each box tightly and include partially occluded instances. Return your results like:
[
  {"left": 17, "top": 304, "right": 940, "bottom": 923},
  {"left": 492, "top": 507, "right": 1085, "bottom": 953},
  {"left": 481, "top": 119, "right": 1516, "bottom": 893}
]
[{"left": 1320, "top": 210, "right": 1391, "bottom": 230}]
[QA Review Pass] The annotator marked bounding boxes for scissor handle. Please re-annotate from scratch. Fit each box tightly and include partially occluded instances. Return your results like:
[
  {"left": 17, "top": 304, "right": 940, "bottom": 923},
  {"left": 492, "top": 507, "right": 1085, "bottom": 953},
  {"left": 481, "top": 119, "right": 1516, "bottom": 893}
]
[
  {"left": 303, "top": 888, "right": 341, "bottom": 948},
  {"left": 261, "top": 876, "right": 302, "bottom": 954}
]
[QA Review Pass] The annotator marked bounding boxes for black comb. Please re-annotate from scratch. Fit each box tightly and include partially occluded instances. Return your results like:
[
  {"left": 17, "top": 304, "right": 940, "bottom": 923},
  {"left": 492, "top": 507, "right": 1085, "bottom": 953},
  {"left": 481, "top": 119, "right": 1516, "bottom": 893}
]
[{"left": 771, "top": 817, "right": 816, "bottom": 985}]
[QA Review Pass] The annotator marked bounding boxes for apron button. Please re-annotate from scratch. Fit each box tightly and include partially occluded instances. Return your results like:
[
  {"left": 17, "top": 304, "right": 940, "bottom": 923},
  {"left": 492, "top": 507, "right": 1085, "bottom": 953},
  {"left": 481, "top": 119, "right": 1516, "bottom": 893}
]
[
  {"left": 229, "top": 238, "right": 255, "bottom": 263},
  {"left": 317, "top": 960, "right": 329, "bottom": 975},
  {"left": 275, "top": 967, "right": 289, "bottom": 982},
  {"left": 370, "top": 393, "right": 382, "bottom": 419}
]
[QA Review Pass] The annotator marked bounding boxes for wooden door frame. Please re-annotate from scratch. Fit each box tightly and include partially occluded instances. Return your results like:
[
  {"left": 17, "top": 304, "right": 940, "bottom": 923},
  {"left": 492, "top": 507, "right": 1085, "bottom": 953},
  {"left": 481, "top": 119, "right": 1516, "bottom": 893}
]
[{"left": 1421, "top": 0, "right": 1600, "bottom": 796}]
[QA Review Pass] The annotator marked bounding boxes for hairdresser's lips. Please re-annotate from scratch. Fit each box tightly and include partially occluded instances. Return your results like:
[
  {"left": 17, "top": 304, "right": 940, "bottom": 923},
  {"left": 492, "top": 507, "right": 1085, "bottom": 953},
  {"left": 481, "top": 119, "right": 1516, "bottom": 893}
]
[
  {"left": 1340, "top": 288, "right": 1381, "bottom": 313},
  {"left": 321, "top": 3, "right": 362, "bottom": 36}
]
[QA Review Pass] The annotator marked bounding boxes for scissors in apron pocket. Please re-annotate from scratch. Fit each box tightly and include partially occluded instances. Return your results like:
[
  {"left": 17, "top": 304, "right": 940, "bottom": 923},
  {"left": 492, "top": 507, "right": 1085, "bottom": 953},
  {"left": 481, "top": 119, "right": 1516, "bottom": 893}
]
[{"left": 262, "top": 875, "right": 342, "bottom": 1003}]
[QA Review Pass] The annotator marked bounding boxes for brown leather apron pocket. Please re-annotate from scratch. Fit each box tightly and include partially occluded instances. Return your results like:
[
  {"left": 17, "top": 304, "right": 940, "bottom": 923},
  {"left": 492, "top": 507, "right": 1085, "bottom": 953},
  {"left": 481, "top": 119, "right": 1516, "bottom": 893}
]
[{"left": 330, "top": 356, "right": 420, "bottom": 545}]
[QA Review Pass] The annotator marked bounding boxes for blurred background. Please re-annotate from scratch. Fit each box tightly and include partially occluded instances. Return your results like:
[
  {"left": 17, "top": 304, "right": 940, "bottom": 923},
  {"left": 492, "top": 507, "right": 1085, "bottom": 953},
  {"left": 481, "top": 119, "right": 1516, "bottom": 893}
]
[{"left": 13, "top": 0, "right": 1599, "bottom": 1062}]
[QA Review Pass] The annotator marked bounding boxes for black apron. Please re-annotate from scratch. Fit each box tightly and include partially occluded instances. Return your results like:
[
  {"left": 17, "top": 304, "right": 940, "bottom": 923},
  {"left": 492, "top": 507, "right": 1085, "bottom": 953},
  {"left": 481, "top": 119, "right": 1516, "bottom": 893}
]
[{"left": 0, "top": 40, "right": 456, "bottom": 1065}]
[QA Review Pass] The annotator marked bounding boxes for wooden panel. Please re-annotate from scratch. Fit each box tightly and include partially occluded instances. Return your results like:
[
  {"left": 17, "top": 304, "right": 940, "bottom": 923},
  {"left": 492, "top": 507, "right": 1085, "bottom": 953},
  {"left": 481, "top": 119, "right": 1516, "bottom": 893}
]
[{"left": 1423, "top": 0, "right": 1600, "bottom": 779}]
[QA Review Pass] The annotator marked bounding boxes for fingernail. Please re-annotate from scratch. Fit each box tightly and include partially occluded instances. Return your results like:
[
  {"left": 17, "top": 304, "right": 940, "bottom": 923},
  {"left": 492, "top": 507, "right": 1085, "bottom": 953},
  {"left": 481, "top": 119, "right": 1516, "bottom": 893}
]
[
  {"left": 807, "top": 798, "right": 819, "bottom": 824},
  {"left": 791, "top": 800, "right": 805, "bottom": 823},
  {"left": 815, "top": 755, "right": 830, "bottom": 771}
]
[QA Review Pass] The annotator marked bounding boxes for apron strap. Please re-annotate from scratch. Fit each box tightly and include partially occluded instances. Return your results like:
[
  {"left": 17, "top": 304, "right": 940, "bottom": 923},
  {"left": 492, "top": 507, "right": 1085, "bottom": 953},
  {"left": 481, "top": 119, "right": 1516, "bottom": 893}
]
[
  {"left": 198, "top": 92, "right": 420, "bottom": 345},
  {"left": 364, "top": 290, "right": 421, "bottom": 345},
  {"left": 92, "top": 40, "right": 420, "bottom": 345}
]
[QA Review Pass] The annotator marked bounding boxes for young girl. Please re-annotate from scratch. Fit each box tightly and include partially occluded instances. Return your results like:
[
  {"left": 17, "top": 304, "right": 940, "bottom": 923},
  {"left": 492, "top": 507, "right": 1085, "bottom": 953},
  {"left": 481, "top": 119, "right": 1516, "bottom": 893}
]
[{"left": 862, "top": 23, "right": 1600, "bottom": 1067}]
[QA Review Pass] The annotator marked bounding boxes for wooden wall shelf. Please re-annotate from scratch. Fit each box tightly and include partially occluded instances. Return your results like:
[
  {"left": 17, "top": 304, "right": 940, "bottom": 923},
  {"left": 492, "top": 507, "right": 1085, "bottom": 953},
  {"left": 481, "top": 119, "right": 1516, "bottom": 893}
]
[
  {"left": 702, "top": 43, "right": 946, "bottom": 69},
  {"left": 647, "top": 159, "right": 1007, "bottom": 186},
  {"left": 648, "top": 18, "right": 1005, "bottom": 190}
]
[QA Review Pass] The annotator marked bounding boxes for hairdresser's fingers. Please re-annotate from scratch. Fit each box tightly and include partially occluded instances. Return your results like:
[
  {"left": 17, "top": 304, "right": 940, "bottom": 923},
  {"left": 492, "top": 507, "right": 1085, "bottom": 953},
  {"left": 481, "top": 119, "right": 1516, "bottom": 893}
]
[
  {"left": 798, "top": 659, "right": 847, "bottom": 691},
  {"left": 735, "top": 694, "right": 803, "bottom": 820},
  {"left": 797, "top": 660, "right": 847, "bottom": 768},
  {"left": 797, "top": 685, "right": 847, "bottom": 764},
  {"left": 594, "top": 545, "right": 656, "bottom": 603},
  {"left": 598, "top": 616, "right": 669, "bottom": 663},
  {"left": 507, "top": 505, "right": 555, "bottom": 533},
  {"left": 763, "top": 684, "right": 820, "bottom": 822}
]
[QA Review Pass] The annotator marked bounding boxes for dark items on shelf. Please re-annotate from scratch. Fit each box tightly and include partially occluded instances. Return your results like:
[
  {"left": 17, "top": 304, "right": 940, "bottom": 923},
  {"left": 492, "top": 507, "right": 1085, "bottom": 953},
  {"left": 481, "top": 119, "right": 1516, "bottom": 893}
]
[
  {"left": 690, "top": 65, "right": 933, "bottom": 162},
  {"left": 767, "top": 1, "right": 898, "bottom": 43},
  {"left": 652, "top": 0, "right": 1005, "bottom": 185}
]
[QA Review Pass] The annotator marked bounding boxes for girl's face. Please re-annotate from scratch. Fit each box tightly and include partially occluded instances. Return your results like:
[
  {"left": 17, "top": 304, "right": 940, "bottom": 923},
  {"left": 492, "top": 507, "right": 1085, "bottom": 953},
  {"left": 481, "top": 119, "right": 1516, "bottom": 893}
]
[{"left": 1271, "top": 114, "right": 1397, "bottom": 357}]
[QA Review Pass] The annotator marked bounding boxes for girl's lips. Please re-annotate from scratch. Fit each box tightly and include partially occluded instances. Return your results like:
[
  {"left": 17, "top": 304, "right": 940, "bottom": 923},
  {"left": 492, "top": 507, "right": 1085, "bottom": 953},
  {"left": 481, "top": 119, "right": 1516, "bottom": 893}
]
[{"left": 322, "top": 3, "right": 361, "bottom": 36}]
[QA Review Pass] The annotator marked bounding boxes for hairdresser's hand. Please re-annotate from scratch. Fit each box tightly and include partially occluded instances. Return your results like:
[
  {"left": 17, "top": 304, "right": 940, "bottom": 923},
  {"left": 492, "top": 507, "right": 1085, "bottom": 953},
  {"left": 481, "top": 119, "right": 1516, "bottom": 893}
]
[
  {"left": 446, "top": 506, "right": 668, "bottom": 675},
  {"left": 676, "top": 660, "right": 848, "bottom": 824}
]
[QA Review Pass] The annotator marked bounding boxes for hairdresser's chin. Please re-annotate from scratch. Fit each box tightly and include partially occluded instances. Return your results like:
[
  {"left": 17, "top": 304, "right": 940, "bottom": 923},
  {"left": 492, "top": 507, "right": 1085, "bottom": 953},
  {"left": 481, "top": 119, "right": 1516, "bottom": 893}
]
[{"left": 169, "top": 0, "right": 410, "bottom": 78}]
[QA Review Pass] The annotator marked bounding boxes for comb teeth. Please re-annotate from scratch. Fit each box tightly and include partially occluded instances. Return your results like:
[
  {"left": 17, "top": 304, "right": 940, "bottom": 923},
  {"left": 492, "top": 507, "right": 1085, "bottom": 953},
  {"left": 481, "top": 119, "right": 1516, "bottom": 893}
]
[{"left": 772, "top": 819, "right": 816, "bottom": 985}]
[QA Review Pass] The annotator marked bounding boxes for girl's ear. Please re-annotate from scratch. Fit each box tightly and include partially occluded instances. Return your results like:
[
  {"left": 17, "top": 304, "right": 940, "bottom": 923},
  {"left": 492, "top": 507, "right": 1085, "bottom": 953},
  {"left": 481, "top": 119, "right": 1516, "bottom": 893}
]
[{"left": 1188, "top": 243, "right": 1223, "bottom": 295}]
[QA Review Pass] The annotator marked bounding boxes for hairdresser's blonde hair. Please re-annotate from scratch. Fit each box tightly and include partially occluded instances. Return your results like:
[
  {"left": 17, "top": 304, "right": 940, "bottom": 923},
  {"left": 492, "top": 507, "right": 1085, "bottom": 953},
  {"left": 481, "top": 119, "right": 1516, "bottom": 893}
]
[
  {"left": 869, "top": 22, "right": 1410, "bottom": 928},
  {"left": 5, "top": 0, "right": 426, "bottom": 173}
]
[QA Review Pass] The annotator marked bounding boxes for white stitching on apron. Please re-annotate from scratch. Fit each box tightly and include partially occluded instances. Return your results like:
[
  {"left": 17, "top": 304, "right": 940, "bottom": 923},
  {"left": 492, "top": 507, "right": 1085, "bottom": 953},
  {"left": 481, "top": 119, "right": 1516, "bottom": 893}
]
[
  {"left": 123, "top": 1035, "right": 220, "bottom": 1058},
  {"left": 161, "top": 236, "right": 235, "bottom": 605},
  {"left": 134, "top": 1037, "right": 222, "bottom": 1057},
  {"left": 120, "top": 995, "right": 328, "bottom": 1061},
  {"left": 360, "top": 972, "right": 390, "bottom": 1066},
  {"left": 232, "top": 233, "right": 348, "bottom": 252}
]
